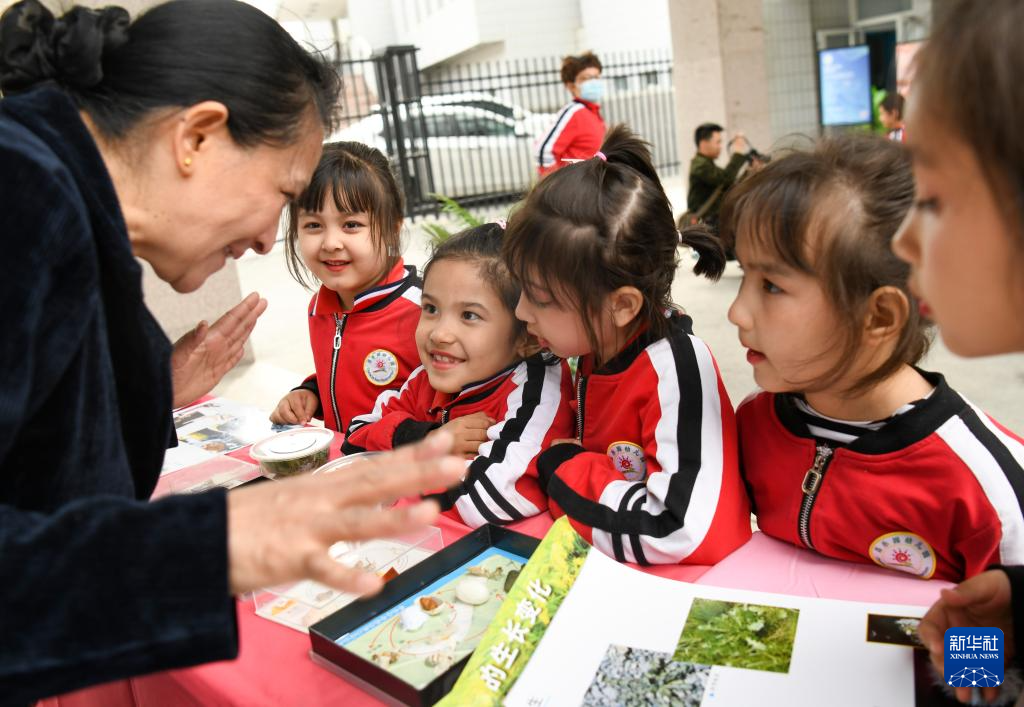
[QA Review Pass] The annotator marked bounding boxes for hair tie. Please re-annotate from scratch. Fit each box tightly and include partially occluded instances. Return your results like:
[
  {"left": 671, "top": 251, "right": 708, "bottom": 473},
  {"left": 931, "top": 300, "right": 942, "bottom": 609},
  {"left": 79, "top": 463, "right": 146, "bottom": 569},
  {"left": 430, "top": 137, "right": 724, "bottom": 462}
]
[
  {"left": 494, "top": 218, "right": 507, "bottom": 230},
  {"left": 594, "top": 151, "right": 607, "bottom": 161},
  {"left": 0, "top": 0, "right": 129, "bottom": 95}
]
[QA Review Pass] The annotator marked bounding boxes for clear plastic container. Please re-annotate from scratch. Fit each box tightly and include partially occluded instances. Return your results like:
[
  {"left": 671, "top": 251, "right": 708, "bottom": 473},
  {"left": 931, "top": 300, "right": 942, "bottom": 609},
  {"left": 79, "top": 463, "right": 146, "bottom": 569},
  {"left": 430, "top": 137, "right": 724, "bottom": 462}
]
[
  {"left": 250, "top": 427, "right": 334, "bottom": 478},
  {"left": 251, "top": 525, "right": 444, "bottom": 633},
  {"left": 312, "top": 451, "right": 385, "bottom": 475}
]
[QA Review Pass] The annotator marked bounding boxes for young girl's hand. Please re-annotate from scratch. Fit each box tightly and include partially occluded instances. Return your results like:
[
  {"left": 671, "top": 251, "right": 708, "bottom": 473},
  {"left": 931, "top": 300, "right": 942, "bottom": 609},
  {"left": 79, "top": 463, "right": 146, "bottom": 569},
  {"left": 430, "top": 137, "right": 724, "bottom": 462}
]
[
  {"left": 433, "top": 412, "right": 495, "bottom": 459},
  {"left": 271, "top": 389, "right": 319, "bottom": 425}
]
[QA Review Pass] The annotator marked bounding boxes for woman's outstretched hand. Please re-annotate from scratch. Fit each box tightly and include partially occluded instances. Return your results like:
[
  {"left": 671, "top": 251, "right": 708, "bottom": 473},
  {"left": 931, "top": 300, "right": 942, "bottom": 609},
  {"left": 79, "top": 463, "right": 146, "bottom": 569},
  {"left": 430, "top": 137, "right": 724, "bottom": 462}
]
[{"left": 226, "top": 431, "right": 464, "bottom": 596}]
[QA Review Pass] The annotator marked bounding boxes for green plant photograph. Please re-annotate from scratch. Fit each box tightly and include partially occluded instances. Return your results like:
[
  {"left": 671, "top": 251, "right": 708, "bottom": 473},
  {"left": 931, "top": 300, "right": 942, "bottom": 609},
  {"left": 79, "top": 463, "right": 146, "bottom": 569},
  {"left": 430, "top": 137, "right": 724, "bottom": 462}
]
[{"left": 673, "top": 599, "right": 799, "bottom": 674}]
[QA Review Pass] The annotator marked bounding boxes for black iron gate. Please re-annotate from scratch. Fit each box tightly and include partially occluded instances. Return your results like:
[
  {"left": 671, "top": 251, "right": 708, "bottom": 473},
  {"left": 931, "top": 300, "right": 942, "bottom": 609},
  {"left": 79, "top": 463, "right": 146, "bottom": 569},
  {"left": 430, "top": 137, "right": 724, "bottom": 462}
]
[
  {"left": 333, "top": 45, "right": 439, "bottom": 217},
  {"left": 333, "top": 47, "right": 677, "bottom": 218}
]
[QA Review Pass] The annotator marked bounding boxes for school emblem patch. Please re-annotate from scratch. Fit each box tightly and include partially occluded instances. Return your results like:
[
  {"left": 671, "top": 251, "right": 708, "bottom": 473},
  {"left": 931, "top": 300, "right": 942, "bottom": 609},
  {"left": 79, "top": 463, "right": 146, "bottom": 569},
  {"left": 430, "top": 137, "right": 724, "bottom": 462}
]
[
  {"left": 607, "top": 441, "right": 647, "bottom": 482},
  {"left": 363, "top": 349, "right": 399, "bottom": 386},
  {"left": 870, "top": 532, "right": 936, "bottom": 578}
]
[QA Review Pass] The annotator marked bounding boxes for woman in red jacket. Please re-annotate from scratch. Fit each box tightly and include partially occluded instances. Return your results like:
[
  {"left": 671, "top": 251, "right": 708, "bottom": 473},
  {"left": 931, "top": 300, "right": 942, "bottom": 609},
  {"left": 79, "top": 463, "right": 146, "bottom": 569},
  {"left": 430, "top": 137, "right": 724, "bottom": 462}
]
[
  {"left": 536, "top": 52, "right": 607, "bottom": 177},
  {"left": 271, "top": 142, "right": 422, "bottom": 433}
]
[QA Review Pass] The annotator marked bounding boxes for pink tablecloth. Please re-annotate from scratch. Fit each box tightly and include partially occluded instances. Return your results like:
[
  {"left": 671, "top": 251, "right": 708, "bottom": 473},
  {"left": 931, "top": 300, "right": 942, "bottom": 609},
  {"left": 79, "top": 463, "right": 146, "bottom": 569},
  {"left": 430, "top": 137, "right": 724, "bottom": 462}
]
[
  {"left": 45, "top": 522, "right": 948, "bottom": 705},
  {"left": 697, "top": 531, "right": 953, "bottom": 606},
  {"left": 44, "top": 510, "right": 710, "bottom": 707}
]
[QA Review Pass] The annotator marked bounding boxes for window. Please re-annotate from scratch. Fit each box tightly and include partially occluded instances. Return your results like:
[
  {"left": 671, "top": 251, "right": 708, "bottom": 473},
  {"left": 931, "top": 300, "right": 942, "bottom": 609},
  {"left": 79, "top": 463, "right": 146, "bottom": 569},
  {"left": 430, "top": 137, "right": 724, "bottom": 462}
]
[
  {"left": 453, "top": 114, "right": 515, "bottom": 137},
  {"left": 856, "top": 0, "right": 911, "bottom": 20}
]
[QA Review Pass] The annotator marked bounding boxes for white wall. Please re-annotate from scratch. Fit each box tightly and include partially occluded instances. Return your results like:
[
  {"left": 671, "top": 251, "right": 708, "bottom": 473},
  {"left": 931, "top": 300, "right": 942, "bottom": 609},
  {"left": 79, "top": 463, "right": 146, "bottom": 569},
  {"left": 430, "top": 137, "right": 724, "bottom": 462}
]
[
  {"left": 347, "top": 0, "right": 399, "bottom": 50},
  {"left": 578, "top": 0, "right": 671, "bottom": 55},
  {"left": 762, "top": 0, "right": 819, "bottom": 146},
  {"left": 472, "top": 0, "right": 581, "bottom": 62}
]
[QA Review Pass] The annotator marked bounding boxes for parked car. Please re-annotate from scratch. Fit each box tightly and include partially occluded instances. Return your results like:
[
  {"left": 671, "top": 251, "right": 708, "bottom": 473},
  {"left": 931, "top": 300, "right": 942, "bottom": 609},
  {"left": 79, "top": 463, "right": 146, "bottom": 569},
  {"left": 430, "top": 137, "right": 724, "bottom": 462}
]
[
  {"left": 332, "top": 101, "right": 552, "bottom": 201},
  {"left": 419, "top": 91, "right": 554, "bottom": 137}
]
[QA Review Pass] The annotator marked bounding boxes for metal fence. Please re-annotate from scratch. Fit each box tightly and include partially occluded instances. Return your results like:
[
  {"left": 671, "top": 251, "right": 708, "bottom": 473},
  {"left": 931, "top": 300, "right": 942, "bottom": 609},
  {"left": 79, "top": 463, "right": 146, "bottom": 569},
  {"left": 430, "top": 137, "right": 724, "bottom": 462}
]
[{"left": 331, "top": 47, "right": 678, "bottom": 218}]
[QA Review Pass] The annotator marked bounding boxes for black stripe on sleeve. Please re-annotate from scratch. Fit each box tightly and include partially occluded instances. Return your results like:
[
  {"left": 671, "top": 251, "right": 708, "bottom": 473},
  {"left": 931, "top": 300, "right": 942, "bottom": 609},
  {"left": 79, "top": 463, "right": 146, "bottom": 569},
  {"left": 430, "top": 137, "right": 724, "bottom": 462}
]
[
  {"left": 451, "top": 356, "right": 551, "bottom": 523},
  {"left": 629, "top": 493, "right": 650, "bottom": 566},
  {"left": 612, "top": 483, "right": 646, "bottom": 564},
  {"left": 959, "top": 407, "right": 1024, "bottom": 518},
  {"left": 537, "top": 103, "right": 578, "bottom": 167},
  {"left": 547, "top": 329, "right": 709, "bottom": 539}
]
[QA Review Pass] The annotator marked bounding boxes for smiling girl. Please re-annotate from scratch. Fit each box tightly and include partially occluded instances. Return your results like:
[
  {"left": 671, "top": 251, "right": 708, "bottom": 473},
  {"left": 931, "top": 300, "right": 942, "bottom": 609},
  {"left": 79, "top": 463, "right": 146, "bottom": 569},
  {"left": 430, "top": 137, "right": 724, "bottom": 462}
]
[
  {"left": 343, "top": 224, "right": 574, "bottom": 527},
  {"left": 271, "top": 142, "right": 422, "bottom": 433}
]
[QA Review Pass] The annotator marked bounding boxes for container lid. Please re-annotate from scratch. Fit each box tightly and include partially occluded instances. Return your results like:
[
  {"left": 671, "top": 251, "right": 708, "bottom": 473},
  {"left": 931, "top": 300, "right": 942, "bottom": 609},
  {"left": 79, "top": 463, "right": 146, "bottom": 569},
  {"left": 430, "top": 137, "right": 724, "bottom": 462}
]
[
  {"left": 313, "top": 451, "right": 384, "bottom": 475},
  {"left": 250, "top": 428, "right": 334, "bottom": 461}
]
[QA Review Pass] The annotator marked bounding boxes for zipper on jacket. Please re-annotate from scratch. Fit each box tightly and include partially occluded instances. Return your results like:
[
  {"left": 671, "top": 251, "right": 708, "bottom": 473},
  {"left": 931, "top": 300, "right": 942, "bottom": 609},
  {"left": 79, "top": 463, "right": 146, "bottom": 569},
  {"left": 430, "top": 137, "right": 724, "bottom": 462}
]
[
  {"left": 441, "top": 408, "right": 450, "bottom": 424},
  {"left": 797, "top": 444, "right": 834, "bottom": 549},
  {"left": 575, "top": 375, "right": 588, "bottom": 443},
  {"left": 329, "top": 313, "right": 348, "bottom": 430}
]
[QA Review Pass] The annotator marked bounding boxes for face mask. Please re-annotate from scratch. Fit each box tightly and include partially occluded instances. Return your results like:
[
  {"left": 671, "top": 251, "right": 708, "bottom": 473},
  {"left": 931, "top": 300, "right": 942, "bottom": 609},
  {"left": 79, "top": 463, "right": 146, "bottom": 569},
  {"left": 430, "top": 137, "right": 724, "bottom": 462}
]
[{"left": 578, "top": 77, "right": 604, "bottom": 103}]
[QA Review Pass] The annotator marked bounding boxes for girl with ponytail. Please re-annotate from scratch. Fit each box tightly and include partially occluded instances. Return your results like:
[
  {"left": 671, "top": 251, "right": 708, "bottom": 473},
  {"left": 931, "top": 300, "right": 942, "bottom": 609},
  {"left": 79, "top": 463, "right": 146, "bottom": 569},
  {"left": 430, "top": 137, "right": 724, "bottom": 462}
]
[{"left": 504, "top": 124, "right": 751, "bottom": 567}]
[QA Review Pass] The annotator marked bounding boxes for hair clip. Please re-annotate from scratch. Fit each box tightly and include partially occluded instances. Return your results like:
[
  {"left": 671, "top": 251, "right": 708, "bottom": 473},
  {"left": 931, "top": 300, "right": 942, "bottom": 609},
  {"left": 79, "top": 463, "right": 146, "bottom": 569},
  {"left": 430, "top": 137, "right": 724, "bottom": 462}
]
[
  {"left": 594, "top": 151, "right": 607, "bottom": 161},
  {"left": 494, "top": 218, "right": 507, "bottom": 230},
  {"left": 560, "top": 158, "right": 584, "bottom": 164}
]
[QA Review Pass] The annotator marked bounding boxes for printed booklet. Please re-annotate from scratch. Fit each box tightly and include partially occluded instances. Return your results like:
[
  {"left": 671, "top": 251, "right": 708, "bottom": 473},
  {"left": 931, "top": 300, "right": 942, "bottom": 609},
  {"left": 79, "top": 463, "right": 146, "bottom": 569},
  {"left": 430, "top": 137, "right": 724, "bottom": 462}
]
[{"left": 440, "top": 518, "right": 956, "bottom": 707}]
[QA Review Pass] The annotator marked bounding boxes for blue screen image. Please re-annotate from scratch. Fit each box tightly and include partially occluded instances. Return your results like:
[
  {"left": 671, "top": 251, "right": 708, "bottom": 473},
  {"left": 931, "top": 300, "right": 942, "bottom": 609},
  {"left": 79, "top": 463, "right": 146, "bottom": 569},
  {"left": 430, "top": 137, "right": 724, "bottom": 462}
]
[{"left": 819, "top": 46, "right": 871, "bottom": 126}]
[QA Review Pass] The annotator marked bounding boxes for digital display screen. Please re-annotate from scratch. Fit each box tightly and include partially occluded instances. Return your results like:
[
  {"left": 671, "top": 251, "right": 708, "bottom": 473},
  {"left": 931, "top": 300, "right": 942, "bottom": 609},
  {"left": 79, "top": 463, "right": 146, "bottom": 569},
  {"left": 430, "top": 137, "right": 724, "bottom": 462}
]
[{"left": 819, "top": 45, "right": 872, "bottom": 126}]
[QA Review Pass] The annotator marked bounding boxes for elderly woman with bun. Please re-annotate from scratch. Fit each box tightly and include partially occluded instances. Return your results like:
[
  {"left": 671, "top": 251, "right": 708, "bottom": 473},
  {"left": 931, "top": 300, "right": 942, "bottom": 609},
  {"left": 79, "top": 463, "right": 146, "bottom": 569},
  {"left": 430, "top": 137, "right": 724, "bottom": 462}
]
[{"left": 0, "top": 0, "right": 463, "bottom": 702}]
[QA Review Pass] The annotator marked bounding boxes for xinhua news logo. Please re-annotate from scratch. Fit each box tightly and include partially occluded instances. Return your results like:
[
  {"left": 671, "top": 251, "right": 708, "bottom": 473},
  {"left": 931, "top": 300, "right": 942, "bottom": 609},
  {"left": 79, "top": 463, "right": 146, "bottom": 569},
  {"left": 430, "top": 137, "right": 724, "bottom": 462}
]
[{"left": 944, "top": 628, "right": 1004, "bottom": 688}]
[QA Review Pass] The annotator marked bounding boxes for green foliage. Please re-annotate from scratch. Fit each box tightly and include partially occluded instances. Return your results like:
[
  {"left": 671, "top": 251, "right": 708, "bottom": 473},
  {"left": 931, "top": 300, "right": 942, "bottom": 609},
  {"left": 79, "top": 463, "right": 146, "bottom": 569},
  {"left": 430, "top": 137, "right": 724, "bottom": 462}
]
[
  {"left": 872, "top": 86, "right": 888, "bottom": 135},
  {"left": 421, "top": 193, "right": 484, "bottom": 247},
  {"left": 674, "top": 599, "right": 800, "bottom": 674}
]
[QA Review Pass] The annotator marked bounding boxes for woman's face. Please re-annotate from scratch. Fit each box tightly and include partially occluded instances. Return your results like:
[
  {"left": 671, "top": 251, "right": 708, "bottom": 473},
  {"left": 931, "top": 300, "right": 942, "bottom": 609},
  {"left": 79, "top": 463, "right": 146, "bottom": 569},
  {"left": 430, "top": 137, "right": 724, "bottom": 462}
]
[
  {"left": 892, "top": 95, "right": 1024, "bottom": 357},
  {"left": 567, "top": 66, "right": 601, "bottom": 100},
  {"left": 143, "top": 117, "right": 324, "bottom": 293}
]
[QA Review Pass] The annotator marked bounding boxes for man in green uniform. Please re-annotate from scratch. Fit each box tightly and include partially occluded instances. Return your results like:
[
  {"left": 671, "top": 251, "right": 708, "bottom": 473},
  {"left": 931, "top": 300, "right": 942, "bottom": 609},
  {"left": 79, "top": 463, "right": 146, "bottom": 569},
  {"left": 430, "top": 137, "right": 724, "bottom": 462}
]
[{"left": 686, "top": 123, "right": 750, "bottom": 233}]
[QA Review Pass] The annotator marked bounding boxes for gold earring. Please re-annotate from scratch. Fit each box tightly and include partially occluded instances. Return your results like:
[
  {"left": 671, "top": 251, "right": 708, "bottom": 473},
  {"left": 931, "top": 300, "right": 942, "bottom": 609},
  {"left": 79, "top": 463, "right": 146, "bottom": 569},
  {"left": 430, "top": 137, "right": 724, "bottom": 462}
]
[{"left": 184, "top": 157, "right": 193, "bottom": 167}]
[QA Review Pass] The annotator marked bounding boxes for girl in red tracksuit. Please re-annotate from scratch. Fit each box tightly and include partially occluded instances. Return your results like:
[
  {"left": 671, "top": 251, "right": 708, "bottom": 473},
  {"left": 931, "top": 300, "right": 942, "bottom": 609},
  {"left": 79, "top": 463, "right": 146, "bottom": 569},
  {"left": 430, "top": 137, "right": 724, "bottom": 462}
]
[
  {"left": 718, "top": 134, "right": 1024, "bottom": 582},
  {"left": 506, "top": 125, "right": 752, "bottom": 566},
  {"left": 343, "top": 223, "right": 575, "bottom": 528},
  {"left": 271, "top": 142, "right": 422, "bottom": 434}
]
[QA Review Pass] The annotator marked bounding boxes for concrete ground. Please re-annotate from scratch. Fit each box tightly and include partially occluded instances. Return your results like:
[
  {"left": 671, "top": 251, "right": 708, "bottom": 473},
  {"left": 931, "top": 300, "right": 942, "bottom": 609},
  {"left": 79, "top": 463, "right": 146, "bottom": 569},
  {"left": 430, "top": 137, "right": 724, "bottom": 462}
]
[{"left": 212, "top": 175, "right": 1024, "bottom": 434}]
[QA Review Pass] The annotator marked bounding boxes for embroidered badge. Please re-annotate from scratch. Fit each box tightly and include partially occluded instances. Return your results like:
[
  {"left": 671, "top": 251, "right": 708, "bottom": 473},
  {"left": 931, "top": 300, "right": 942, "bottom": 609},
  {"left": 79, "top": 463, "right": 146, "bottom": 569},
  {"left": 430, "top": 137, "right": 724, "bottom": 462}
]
[
  {"left": 607, "top": 441, "right": 647, "bottom": 482},
  {"left": 870, "top": 532, "right": 936, "bottom": 578},
  {"left": 363, "top": 349, "right": 399, "bottom": 386}
]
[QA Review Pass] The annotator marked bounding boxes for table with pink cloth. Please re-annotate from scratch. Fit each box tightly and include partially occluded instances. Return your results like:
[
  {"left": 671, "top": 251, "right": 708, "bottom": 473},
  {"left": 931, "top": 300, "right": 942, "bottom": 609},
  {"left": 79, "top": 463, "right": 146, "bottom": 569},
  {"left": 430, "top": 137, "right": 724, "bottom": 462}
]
[{"left": 44, "top": 523, "right": 951, "bottom": 707}]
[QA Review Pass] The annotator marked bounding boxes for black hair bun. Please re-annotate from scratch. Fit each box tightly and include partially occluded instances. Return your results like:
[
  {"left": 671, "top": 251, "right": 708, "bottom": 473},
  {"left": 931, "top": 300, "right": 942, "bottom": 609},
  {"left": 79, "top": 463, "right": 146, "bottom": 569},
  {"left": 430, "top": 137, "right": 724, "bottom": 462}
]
[{"left": 0, "top": 0, "right": 129, "bottom": 95}]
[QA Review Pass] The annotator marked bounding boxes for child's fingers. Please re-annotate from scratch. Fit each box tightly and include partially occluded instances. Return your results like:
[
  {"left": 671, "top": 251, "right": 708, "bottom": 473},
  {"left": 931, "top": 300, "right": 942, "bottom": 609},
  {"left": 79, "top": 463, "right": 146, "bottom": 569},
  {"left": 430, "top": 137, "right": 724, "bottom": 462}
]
[
  {"left": 301, "top": 392, "right": 319, "bottom": 420},
  {"left": 280, "top": 399, "right": 302, "bottom": 424},
  {"left": 981, "top": 686, "right": 1002, "bottom": 703},
  {"left": 550, "top": 438, "right": 579, "bottom": 446},
  {"left": 459, "top": 417, "right": 493, "bottom": 431}
]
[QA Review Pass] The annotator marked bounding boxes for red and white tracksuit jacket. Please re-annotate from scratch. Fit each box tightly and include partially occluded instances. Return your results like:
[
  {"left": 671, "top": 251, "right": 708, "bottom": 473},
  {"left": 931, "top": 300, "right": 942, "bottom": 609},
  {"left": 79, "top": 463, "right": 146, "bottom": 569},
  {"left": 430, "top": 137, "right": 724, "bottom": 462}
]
[
  {"left": 535, "top": 314, "right": 752, "bottom": 565},
  {"left": 536, "top": 98, "right": 606, "bottom": 176},
  {"left": 295, "top": 260, "right": 421, "bottom": 434},
  {"left": 343, "top": 354, "right": 575, "bottom": 528},
  {"left": 738, "top": 371, "right": 1024, "bottom": 581}
]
